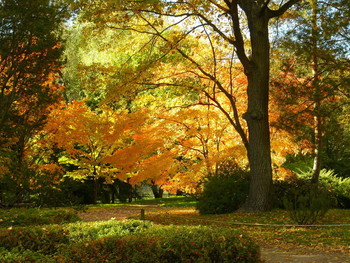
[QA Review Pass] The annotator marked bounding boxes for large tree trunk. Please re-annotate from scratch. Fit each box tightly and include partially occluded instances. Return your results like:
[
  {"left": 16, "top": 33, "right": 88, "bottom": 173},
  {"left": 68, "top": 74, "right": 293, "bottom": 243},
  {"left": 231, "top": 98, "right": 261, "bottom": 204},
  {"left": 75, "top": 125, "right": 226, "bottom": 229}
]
[
  {"left": 241, "top": 4, "right": 273, "bottom": 211},
  {"left": 151, "top": 185, "right": 164, "bottom": 199}
]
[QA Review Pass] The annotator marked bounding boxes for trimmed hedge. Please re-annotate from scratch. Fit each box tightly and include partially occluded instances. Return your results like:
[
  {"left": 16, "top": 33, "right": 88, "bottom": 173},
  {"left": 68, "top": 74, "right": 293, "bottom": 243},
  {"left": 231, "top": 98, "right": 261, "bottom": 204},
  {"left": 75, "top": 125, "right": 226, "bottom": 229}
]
[
  {"left": 0, "top": 248, "right": 55, "bottom": 263},
  {"left": 0, "top": 226, "right": 69, "bottom": 254},
  {"left": 57, "top": 225, "right": 261, "bottom": 263},
  {"left": 0, "top": 208, "right": 81, "bottom": 227},
  {"left": 0, "top": 220, "right": 261, "bottom": 262},
  {"left": 0, "top": 220, "right": 153, "bottom": 255}
]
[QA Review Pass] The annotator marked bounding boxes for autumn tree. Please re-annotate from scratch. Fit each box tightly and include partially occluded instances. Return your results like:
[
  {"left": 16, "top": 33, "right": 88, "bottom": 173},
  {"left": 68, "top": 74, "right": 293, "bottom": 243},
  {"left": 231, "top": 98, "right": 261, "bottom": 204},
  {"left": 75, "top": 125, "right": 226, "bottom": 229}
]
[
  {"left": 0, "top": 0, "right": 67, "bottom": 205},
  {"left": 73, "top": 0, "right": 303, "bottom": 211},
  {"left": 271, "top": 0, "right": 350, "bottom": 181},
  {"left": 41, "top": 100, "right": 179, "bottom": 203}
]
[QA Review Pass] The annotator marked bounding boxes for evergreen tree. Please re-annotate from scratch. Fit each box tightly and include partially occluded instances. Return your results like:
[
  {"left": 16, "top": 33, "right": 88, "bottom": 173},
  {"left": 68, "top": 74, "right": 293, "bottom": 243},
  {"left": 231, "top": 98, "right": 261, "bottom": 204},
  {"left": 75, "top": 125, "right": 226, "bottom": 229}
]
[{"left": 271, "top": 0, "right": 350, "bottom": 181}]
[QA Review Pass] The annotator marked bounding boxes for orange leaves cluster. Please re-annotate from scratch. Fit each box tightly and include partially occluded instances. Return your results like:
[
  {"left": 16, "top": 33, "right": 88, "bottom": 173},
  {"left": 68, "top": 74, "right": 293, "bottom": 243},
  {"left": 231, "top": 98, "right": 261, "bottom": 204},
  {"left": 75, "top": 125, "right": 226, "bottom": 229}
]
[{"left": 40, "top": 100, "right": 175, "bottom": 185}]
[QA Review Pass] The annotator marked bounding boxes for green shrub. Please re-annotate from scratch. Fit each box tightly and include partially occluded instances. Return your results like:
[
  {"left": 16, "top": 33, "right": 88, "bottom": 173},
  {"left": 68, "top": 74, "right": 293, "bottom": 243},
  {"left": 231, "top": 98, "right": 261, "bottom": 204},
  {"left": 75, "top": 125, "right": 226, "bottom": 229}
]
[
  {"left": 0, "top": 208, "right": 81, "bottom": 227},
  {"left": 0, "top": 226, "right": 69, "bottom": 254},
  {"left": 0, "top": 248, "right": 55, "bottom": 263},
  {"left": 273, "top": 176, "right": 303, "bottom": 209},
  {"left": 317, "top": 170, "right": 350, "bottom": 208},
  {"left": 58, "top": 225, "right": 261, "bottom": 263},
  {"left": 197, "top": 162, "right": 249, "bottom": 214},
  {"left": 283, "top": 181, "right": 335, "bottom": 225},
  {"left": 66, "top": 219, "right": 153, "bottom": 242},
  {"left": 273, "top": 169, "right": 350, "bottom": 209}
]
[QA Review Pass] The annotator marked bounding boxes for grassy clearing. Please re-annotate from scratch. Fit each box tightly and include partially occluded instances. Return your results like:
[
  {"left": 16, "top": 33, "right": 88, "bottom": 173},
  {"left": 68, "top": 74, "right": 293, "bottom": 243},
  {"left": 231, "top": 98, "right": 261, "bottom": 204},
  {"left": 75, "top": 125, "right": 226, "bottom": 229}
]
[{"left": 137, "top": 207, "right": 350, "bottom": 252}]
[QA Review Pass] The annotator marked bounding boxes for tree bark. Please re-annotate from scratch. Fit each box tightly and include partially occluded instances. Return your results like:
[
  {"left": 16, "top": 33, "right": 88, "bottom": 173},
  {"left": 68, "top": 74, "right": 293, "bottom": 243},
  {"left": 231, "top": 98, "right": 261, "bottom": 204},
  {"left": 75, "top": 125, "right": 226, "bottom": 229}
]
[
  {"left": 310, "top": 0, "right": 322, "bottom": 183},
  {"left": 151, "top": 185, "right": 164, "bottom": 198},
  {"left": 92, "top": 166, "right": 98, "bottom": 204},
  {"left": 239, "top": 2, "right": 273, "bottom": 211}
]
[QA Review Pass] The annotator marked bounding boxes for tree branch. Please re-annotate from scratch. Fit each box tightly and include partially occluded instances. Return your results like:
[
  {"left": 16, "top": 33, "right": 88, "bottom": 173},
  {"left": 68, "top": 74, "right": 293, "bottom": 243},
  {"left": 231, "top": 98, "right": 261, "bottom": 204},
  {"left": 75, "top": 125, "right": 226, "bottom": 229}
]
[
  {"left": 207, "top": 0, "right": 230, "bottom": 12},
  {"left": 225, "top": 0, "right": 251, "bottom": 72},
  {"left": 268, "top": 0, "right": 301, "bottom": 18}
]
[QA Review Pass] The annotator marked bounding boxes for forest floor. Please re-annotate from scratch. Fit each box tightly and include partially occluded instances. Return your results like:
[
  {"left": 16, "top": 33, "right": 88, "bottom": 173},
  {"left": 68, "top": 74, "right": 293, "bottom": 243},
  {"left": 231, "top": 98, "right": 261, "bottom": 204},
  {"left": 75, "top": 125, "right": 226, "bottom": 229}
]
[{"left": 78, "top": 205, "right": 350, "bottom": 263}]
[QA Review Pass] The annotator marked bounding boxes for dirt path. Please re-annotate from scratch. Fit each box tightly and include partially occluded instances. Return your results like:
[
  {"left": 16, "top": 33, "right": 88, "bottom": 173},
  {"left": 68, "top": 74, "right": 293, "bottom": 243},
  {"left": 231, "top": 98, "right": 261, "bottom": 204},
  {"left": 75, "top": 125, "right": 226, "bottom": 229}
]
[
  {"left": 261, "top": 247, "right": 350, "bottom": 263},
  {"left": 78, "top": 206, "right": 350, "bottom": 263}
]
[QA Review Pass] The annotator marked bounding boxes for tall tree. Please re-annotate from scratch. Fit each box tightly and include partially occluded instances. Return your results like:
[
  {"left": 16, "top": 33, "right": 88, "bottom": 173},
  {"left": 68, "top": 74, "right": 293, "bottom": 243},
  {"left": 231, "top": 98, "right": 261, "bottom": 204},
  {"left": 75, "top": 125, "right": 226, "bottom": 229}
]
[
  {"left": 0, "top": 0, "right": 67, "bottom": 204},
  {"left": 271, "top": 0, "right": 350, "bottom": 181},
  {"left": 74, "top": 0, "right": 301, "bottom": 211}
]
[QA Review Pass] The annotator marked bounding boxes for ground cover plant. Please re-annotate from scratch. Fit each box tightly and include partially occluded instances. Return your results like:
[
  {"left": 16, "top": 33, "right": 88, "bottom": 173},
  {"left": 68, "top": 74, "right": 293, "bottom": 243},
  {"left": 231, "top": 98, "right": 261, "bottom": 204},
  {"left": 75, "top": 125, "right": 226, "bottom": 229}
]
[
  {"left": 0, "top": 208, "right": 81, "bottom": 228},
  {"left": 57, "top": 225, "right": 260, "bottom": 263},
  {"left": 0, "top": 208, "right": 261, "bottom": 263}
]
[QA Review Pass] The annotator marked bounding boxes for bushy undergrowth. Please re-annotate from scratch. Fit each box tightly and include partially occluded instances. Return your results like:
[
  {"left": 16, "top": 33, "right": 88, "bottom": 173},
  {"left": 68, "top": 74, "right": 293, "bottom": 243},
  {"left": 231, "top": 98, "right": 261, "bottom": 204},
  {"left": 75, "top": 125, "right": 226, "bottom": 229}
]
[
  {"left": 0, "top": 208, "right": 81, "bottom": 227},
  {"left": 283, "top": 182, "right": 334, "bottom": 225},
  {"left": 273, "top": 169, "right": 346, "bottom": 224},
  {"left": 57, "top": 225, "right": 260, "bottom": 263},
  {"left": 197, "top": 162, "right": 249, "bottom": 214},
  {"left": 316, "top": 170, "right": 350, "bottom": 208},
  {"left": 0, "top": 220, "right": 260, "bottom": 262},
  {"left": 0, "top": 226, "right": 69, "bottom": 254},
  {"left": 66, "top": 219, "right": 153, "bottom": 242},
  {"left": 0, "top": 248, "right": 55, "bottom": 263}
]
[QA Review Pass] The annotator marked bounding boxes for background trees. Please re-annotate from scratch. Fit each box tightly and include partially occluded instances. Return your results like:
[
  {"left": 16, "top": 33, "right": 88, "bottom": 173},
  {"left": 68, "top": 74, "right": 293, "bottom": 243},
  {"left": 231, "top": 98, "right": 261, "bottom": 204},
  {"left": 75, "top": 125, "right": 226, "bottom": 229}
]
[
  {"left": 72, "top": 0, "right": 303, "bottom": 211},
  {"left": 271, "top": 0, "right": 350, "bottom": 180},
  {"left": 0, "top": 0, "right": 348, "bottom": 209},
  {"left": 0, "top": 0, "right": 67, "bottom": 205}
]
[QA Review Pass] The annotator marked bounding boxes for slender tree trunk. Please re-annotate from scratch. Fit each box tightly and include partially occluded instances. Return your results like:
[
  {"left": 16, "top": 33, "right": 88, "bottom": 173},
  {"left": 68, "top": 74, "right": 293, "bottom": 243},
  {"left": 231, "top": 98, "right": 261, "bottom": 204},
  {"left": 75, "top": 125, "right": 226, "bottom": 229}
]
[
  {"left": 92, "top": 167, "right": 98, "bottom": 204},
  {"left": 241, "top": 4, "right": 273, "bottom": 211},
  {"left": 310, "top": 0, "right": 322, "bottom": 183}
]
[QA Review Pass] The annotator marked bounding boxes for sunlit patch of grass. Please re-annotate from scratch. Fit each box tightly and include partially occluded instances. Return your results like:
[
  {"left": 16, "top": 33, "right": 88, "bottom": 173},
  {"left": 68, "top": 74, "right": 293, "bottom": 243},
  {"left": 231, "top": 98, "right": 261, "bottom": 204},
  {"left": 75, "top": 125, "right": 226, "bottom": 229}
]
[
  {"left": 84, "top": 196, "right": 198, "bottom": 208},
  {"left": 138, "top": 208, "right": 350, "bottom": 250},
  {"left": 136, "top": 196, "right": 198, "bottom": 207}
]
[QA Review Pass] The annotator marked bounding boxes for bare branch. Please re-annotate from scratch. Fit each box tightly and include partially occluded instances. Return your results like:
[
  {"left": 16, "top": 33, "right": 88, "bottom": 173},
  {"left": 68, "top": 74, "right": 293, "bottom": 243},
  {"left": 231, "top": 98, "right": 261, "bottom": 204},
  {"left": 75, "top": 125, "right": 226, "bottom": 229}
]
[
  {"left": 268, "top": 0, "right": 301, "bottom": 18},
  {"left": 207, "top": 0, "right": 230, "bottom": 12},
  {"left": 225, "top": 0, "right": 251, "bottom": 72},
  {"left": 261, "top": 0, "right": 271, "bottom": 12}
]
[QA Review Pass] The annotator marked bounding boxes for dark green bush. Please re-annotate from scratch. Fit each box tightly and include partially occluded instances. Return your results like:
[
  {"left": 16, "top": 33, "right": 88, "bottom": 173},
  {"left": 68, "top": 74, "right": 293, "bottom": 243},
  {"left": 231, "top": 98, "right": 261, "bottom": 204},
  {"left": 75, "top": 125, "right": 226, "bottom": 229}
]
[
  {"left": 0, "top": 208, "right": 81, "bottom": 227},
  {"left": 58, "top": 225, "right": 261, "bottom": 263},
  {"left": 0, "top": 220, "right": 152, "bottom": 260},
  {"left": 317, "top": 170, "right": 350, "bottom": 208},
  {"left": 197, "top": 162, "right": 249, "bottom": 214},
  {"left": 0, "top": 226, "right": 69, "bottom": 254},
  {"left": 273, "top": 169, "right": 350, "bottom": 209},
  {"left": 283, "top": 181, "right": 335, "bottom": 225},
  {"left": 273, "top": 176, "right": 303, "bottom": 209}
]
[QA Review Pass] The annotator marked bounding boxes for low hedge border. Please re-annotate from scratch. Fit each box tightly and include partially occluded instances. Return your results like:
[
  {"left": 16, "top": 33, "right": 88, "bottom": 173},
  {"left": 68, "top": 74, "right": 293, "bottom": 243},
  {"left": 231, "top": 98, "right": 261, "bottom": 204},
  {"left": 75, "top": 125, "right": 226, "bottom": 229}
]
[
  {"left": 0, "top": 220, "right": 261, "bottom": 262},
  {"left": 58, "top": 225, "right": 261, "bottom": 263}
]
